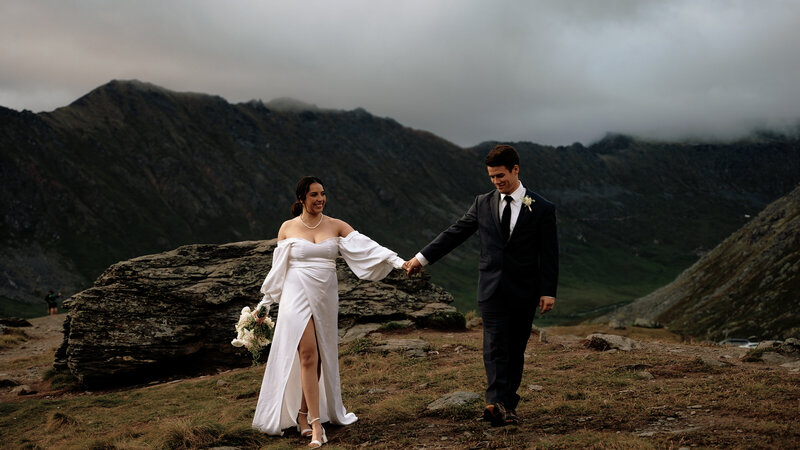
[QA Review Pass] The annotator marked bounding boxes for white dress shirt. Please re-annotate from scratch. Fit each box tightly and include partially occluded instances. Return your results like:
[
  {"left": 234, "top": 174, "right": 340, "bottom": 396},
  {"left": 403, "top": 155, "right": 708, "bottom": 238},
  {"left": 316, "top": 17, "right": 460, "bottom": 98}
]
[{"left": 415, "top": 182, "right": 526, "bottom": 266}]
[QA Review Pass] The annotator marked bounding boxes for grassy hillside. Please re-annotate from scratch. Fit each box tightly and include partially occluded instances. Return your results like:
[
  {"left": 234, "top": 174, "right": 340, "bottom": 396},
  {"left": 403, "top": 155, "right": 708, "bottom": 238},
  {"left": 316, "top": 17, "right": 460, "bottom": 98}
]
[{"left": 597, "top": 183, "right": 800, "bottom": 340}]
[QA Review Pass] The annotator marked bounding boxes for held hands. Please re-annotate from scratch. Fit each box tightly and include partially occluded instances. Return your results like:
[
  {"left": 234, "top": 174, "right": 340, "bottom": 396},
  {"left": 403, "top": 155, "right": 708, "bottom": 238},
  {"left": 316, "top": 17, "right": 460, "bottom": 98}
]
[{"left": 402, "top": 257, "right": 422, "bottom": 277}]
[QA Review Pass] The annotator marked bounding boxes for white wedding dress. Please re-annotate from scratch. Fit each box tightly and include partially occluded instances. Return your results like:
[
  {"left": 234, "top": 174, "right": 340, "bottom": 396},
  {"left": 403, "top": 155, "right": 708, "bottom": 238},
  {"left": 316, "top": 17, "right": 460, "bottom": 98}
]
[{"left": 251, "top": 231, "right": 404, "bottom": 435}]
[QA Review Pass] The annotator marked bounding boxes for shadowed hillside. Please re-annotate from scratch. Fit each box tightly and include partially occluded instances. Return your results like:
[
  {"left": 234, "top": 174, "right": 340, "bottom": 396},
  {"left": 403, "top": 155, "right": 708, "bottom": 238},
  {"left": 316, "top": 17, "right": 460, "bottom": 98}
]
[
  {"left": 2, "top": 80, "right": 800, "bottom": 322},
  {"left": 598, "top": 184, "right": 800, "bottom": 340}
]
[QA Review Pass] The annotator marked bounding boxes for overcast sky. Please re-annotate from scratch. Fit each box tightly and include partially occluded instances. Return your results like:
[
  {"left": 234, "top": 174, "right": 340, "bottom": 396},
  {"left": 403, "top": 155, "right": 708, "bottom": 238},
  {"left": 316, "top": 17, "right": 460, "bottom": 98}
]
[{"left": 1, "top": 1, "right": 799, "bottom": 146}]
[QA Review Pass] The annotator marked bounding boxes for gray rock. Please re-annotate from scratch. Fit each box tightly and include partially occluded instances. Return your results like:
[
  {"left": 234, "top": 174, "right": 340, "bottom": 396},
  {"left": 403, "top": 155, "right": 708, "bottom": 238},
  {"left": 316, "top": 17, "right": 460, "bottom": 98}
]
[
  {"left": 780, "top": 338, "right": 800, "bottom": 355},
  {"left": 426, "top": 391, "right": 481, "bottom": 411},
  {"left": 466, "top": 317, "right": 483, "bottom": 329},
  {"left": 585, "top": 333, "right": 641, "bottom": 351},
  {"left": 0, "top": 317, "right": 32, "bottom": 327},
  {"left": 371, "top": 338, "right": 429, "bottom": 358},
  {"left": 756, "top": 340, "right": 783, "bottom": 350},
  {"left": 56, "top": 240, "right": 458, "bottom": 388},
  {"left": 633, "top": 318, "right": 663, "bottom": 329},
  {"left": 11, "top": 385, "right": 36, "bottom": 396},
  {"left": 699, "top": 356, "right": 732, "bottom": 368},
  {"left": 408, "top": 303, "right": 465, "bottom": 330},
  {"left": 761, "top": 352, "right": 797, "bottom": 365},
  {"left": 339, "top": 323, "right": 383, "bottom": 343},
  {"left": 0, "top": 378, "right": 20, "bottom": 387},
  {"left": 608, "top": 319, "right": 626, "bottom": 330}
]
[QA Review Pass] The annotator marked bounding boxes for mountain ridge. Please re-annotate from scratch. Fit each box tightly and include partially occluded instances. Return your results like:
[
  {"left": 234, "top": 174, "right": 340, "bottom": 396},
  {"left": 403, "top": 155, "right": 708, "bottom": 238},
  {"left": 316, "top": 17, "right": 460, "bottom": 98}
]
[{"left": 2, "top": 80, "right": 800, "bottom": 327}]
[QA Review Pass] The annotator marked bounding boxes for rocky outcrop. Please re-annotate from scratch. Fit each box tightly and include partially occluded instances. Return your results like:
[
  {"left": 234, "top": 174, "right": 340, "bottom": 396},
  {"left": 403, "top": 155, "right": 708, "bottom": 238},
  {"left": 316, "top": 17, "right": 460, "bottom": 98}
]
[
  {"left": 584, "top": 333, "right": 641, "bottom": 352},
  {"left": 55, "top": 239, "right": 458, "bottom": 388},
  {"left": 597, "top": 184, "right": 800, "bottom": 341},
  {"left": 426, "top": 391, "right": 481, "bottom": 411}
]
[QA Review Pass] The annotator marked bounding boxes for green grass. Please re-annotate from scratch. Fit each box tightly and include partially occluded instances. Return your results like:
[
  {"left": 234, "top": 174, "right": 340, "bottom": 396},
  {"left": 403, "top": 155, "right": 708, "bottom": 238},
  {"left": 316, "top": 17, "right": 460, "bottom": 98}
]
[
  {"left": 427, "top": 242, "right": 696, "bottom": 325},
  {"left": 0, "top": 296, "right": 49, "bottom": 319}
]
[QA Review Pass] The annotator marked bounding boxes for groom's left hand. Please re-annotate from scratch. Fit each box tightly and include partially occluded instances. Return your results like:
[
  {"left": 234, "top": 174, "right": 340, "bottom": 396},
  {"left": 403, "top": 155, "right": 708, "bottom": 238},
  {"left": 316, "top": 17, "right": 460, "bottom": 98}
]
[{"left": 539, "top": 296, "right": 555, "bottom": 314}]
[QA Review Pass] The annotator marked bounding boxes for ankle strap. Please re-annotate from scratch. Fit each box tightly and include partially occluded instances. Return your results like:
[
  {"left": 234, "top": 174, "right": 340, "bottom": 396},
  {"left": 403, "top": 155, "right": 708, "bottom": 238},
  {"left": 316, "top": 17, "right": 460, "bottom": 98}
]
[
  {"left": 308, "top": 417, "right": 321, "bottom": 424},
  {"left": 298, "top": 410, "right": 308, "bottom": 416}
]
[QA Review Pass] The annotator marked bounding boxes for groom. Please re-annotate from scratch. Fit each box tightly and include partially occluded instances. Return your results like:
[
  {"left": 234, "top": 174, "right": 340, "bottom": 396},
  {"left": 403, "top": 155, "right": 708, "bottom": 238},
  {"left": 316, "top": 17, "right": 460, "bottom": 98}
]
[{"left": 404, "top": 144, "right": 558, "bottom": 426}]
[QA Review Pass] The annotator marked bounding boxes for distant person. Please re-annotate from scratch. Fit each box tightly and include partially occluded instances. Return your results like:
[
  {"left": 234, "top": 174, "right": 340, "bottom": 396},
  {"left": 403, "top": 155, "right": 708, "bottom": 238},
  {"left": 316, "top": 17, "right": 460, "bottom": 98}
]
[
  {"left": 403, "top": 144, "right": 559, "bottom": 426},
  {"left": 45, "top": 290, "right": 62, "bottom": 315},
  {"left": 251, "top": 176, "right": 404, "bottom": 447}
]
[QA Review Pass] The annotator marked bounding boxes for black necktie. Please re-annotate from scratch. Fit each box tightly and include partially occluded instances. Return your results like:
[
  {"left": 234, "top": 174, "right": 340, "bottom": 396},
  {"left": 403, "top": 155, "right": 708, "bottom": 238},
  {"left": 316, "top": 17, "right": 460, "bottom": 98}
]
[{"left": 501, "top": 195, "right": 512, "bottom": 241}]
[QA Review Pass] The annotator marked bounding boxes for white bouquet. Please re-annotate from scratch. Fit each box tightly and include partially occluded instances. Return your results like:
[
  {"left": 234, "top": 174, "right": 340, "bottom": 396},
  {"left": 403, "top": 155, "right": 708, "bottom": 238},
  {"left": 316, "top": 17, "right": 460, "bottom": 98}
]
[{"left": 231, "top": 305, "right": 275, "bottom": 365}]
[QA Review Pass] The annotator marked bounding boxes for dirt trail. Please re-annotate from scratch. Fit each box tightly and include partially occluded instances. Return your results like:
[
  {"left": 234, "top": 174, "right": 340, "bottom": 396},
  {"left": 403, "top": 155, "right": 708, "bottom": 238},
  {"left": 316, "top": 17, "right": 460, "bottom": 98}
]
[{"left": 0, "top": 314, "right": 66, "bottom": 398}]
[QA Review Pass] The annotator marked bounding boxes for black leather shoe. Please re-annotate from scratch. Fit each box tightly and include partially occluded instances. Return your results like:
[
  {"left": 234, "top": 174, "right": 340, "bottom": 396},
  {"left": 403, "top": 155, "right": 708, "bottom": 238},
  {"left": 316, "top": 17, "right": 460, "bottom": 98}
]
[
  {"left": 482, "top": 402, "right": 508, "bottom": 427},
  {"left": 504, "top": 408, "right": 520, "bottom": 425}
]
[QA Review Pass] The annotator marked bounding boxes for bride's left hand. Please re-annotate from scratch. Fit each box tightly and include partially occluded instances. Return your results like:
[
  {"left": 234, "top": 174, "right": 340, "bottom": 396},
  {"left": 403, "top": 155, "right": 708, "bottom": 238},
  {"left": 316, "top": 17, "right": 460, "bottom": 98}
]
[{"left": 253, "top": 309, "right": 265, "bottom": 324}]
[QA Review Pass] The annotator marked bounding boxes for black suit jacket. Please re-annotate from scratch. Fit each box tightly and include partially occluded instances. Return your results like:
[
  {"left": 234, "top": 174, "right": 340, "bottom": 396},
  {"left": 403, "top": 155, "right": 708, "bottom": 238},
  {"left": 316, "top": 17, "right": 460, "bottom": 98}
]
[{"left": 420, "top": 189, "right": 558, "bottom": 303}]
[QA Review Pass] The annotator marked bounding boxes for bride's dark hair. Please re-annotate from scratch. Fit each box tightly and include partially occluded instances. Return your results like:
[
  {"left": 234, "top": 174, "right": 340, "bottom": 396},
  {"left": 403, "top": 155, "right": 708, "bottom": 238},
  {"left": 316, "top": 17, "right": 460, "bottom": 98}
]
[{"left": 292, "top": 176, "right": 324, "bottom": 217}]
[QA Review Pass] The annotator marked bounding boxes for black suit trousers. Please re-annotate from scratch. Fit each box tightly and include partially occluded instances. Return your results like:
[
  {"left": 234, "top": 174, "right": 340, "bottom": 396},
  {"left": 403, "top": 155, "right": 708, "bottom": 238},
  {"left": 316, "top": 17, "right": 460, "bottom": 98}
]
[{"left": 480, "top": 287, "right": 536, "bottom": 410}]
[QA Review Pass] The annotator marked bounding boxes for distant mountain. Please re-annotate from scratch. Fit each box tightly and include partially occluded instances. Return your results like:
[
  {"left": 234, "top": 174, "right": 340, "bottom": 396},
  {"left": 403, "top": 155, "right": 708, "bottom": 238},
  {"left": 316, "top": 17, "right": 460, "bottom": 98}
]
[
  {"left": 596, "top": 184, "right": 800, "bottom": 341},
  {"left": 2, "top": 80, "right": 800, "bottom": 322}
]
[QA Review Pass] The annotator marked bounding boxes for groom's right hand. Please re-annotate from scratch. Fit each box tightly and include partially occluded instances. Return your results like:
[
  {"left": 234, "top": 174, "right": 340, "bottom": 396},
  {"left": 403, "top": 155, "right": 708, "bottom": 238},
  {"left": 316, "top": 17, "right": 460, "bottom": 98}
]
[{"left": 403, "top": 257, "right": 422, "bottom": 277}]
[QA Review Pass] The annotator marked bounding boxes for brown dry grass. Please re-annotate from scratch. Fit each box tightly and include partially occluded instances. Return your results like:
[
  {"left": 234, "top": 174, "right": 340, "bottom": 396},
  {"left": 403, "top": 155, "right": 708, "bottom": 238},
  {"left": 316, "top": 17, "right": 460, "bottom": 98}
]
[
  {"left": 0, "top": 328, "right": 28, "bottom": 350},
  {"left": 1, "top": 326, "right": 798, "bottom": 449}
]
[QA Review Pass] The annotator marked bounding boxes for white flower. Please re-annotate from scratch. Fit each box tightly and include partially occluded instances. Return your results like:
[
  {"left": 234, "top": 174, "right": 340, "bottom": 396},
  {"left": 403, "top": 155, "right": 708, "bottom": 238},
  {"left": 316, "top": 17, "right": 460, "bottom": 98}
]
[
  {"left": 231, "top": 304, "right": 276, "bottom": 365},
  {"left": 241, "top": 329, "right": 255, "bottom": 349},
  {"left": 236, "top": 308, "right": 255, "bottom": 330},
  {"left": 522, "top": 195, "right": 535, "bottom": 212}
]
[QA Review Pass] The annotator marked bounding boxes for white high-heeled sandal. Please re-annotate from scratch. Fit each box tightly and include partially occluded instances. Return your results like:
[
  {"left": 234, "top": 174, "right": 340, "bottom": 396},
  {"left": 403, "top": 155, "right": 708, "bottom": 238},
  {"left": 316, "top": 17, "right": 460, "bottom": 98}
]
[
  {"left": 307, "top": 417, "right": 327, "bottom": 448},
  {"left": 297, "top": 410, "right": 312, "bottom": 437}
]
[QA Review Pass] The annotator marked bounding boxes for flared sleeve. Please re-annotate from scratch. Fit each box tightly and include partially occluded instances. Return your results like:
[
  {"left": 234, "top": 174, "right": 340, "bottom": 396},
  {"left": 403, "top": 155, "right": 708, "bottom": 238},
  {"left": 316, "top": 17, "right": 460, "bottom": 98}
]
[
  {"left": 338, "top": 231, "right": 405, "bottom": 281},
  {"left": 255, "top": 240, "right": 292, "bottom": 314}
]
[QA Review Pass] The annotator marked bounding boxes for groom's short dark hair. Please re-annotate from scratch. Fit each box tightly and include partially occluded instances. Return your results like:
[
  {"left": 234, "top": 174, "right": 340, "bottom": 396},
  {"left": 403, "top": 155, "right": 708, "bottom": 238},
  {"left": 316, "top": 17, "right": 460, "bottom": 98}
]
[{"left": 485, "top": 144, "right": 520, "bottom": 171}]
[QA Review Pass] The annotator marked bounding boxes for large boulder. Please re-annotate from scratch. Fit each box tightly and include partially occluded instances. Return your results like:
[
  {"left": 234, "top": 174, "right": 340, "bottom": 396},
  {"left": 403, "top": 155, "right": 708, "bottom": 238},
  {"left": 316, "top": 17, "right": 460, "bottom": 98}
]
[{"left": 55, "top": 239, "right": 458, "bottom": 388}]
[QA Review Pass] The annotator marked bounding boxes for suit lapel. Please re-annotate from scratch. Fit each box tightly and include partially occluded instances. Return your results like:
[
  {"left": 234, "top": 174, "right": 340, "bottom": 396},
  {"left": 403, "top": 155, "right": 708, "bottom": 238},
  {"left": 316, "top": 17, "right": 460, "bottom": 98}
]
[
  {"left": 490, "top": 190, "right": 502, "bottom": 238},
  {"left": 508, "top": 189, "right": 535, "bottom": 241}
]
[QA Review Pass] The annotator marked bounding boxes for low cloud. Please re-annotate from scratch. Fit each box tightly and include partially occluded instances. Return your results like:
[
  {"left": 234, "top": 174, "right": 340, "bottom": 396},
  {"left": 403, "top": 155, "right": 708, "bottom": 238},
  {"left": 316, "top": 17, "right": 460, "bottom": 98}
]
[{"left": 1, "top": 0, "right": 798, "bottom": 146}]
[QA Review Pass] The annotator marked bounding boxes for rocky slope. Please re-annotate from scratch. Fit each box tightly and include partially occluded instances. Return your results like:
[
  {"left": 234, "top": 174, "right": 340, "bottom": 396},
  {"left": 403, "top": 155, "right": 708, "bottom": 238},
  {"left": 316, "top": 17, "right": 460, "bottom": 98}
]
[
  {"left": 54, "top": 238, "right": 458, "bottom": 388},
  {"left": 598, "top": 184, "right": 800, "bottom": 340},
  {"left": 3, "top": 80, "right": 800, "bottom": 321}
]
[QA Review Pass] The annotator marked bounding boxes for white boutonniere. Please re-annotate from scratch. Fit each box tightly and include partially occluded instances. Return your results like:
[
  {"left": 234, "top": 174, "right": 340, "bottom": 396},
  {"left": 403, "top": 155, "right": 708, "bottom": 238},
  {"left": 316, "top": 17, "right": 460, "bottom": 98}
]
[{"left": 522, "top": 195, "right": 535, "bottom": 212}]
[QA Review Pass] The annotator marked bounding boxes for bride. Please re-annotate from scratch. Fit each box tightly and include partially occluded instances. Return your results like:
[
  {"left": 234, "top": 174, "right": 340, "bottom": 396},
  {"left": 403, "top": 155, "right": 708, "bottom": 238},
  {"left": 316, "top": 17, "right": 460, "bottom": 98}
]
[{"left": 251, "top": 176, "right": 404, "bottom": 447}]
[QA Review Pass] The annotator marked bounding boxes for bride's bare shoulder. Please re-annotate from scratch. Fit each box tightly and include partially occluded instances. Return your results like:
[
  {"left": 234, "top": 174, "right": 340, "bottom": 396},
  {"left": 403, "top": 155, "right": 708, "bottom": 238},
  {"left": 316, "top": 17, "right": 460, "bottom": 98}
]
[
  {"left": 277, "top": 218, "right": 299, "bottom": 240},
  {"left": 329, "top": 217, "right": 355, "bottom": 237}
]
